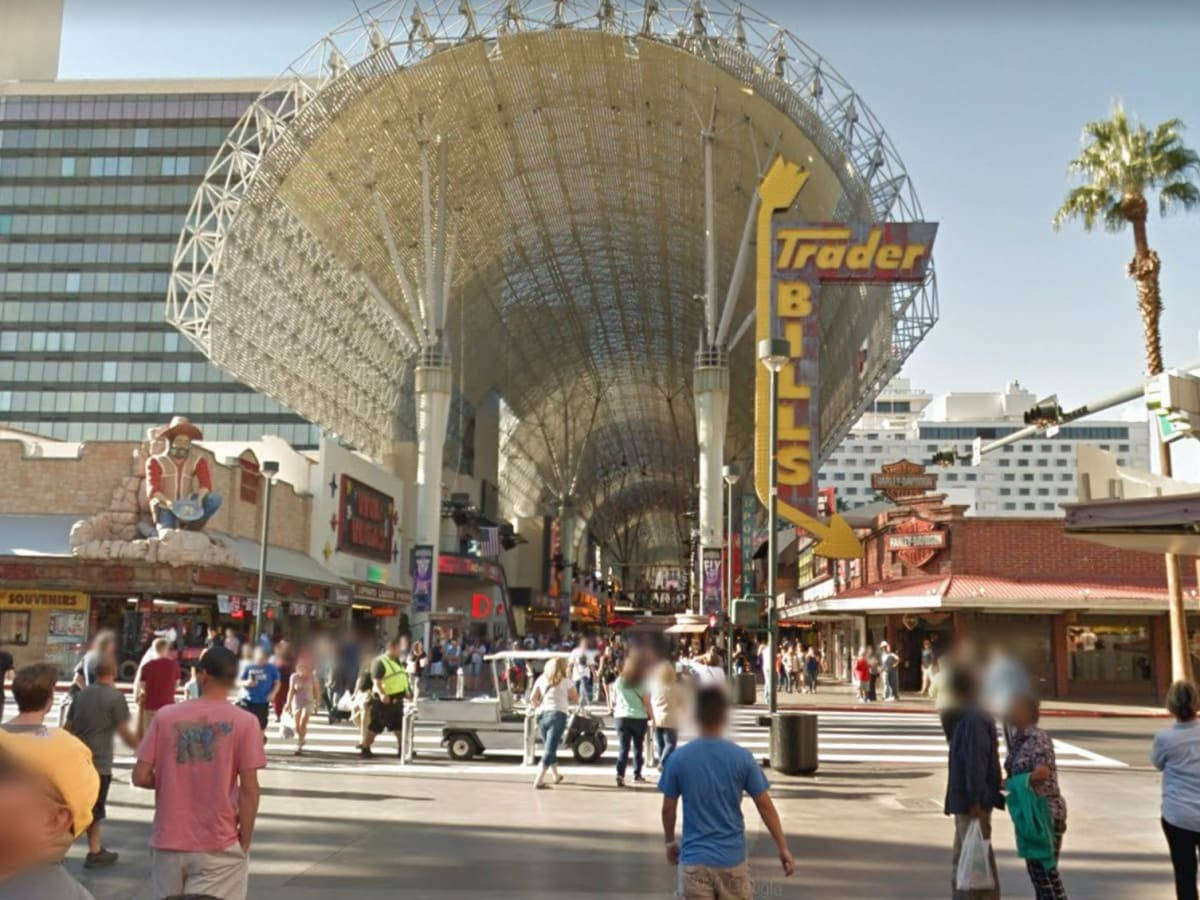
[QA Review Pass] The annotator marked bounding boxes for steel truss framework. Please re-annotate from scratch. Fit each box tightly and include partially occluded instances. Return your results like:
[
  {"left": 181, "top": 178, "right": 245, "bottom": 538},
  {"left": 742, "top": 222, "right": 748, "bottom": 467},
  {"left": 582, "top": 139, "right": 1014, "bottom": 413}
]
[{"left": 166, "top": 0, "right": 937, "bottom": 566}]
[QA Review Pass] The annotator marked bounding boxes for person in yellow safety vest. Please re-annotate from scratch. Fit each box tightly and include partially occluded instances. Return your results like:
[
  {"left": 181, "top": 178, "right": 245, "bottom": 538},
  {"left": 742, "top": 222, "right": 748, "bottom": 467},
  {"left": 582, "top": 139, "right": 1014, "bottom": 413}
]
[{"left": 360, "top": 636, "right": 411, "bottom": 759}]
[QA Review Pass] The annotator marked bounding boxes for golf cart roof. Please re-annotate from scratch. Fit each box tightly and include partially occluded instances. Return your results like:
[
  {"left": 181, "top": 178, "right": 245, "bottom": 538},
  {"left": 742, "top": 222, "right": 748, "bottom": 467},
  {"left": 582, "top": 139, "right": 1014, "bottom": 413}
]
[{"left": 484, "top": 650, "right": 571, "bottom": 662}]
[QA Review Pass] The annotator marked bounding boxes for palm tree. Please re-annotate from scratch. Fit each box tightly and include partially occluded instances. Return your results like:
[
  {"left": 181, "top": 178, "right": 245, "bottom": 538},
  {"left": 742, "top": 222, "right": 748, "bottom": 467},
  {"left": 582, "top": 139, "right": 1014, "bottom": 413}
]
[
  {"left": 1054, "top": 104, "right": 1200, "bottom": 682},
  {"left": 1053, "top": 104, "right": 1200, "bottom": 375}
]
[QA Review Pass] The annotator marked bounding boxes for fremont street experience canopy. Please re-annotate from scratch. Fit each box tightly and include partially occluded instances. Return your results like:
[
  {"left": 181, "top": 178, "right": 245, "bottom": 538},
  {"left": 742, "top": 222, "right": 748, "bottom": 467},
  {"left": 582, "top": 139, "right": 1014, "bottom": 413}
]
[{"left": 165, "top": 0, "right": 937, "bottom": 569}]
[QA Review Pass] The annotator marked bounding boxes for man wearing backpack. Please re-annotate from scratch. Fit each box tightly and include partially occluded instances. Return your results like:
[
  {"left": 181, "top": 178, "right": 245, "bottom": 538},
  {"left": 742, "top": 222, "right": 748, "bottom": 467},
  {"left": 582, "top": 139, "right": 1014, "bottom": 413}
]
[{"left": 360, "top": 636, "right": 411, "bottom": 759}]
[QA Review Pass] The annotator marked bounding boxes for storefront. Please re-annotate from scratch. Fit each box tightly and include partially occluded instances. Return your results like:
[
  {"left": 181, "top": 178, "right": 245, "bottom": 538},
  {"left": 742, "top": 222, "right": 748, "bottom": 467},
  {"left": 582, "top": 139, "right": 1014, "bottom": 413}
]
[
  {"left": 349, "top": 581, "right": 410, "bottom": 641},
  {"left": 436, "top": 553, "right": 514, "bottom": 643},
  {"left": 0, "top": 588, "right": 90, "bottom": 673}
]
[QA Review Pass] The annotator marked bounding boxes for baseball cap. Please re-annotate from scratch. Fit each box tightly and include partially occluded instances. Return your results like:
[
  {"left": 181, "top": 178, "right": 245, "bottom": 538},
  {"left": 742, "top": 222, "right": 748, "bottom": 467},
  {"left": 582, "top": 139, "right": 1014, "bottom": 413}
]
[{"left": 0, "top": 727, "right": 100, "bottom": 837}]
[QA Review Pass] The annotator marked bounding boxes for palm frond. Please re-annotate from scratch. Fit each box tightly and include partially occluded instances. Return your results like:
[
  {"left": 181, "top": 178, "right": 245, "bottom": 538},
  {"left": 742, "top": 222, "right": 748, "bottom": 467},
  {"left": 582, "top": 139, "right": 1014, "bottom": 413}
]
[
  {"left": 1159, "top": 180, "right": 1200, "bottom": 215},
  {"left": 1057, "top": 103, "right": 1200, "bottom": 228},
  {"left": 1053, "top": 185, "right": 1121, "bottom": 231}
]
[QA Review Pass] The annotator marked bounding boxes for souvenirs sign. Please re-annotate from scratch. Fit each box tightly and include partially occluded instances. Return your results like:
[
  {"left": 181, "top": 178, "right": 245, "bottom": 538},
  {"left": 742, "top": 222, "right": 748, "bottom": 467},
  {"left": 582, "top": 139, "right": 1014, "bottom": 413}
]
[
  {"left": 754, "top": 157, "right": 937, "bottom": 559},
  {"left": 0, "top": 590, "right": 89, "bottom": 611},
  {"left": 337, "top": 475, "right": 396, "bottom": 563},
  {"left": 871, "top": 459, "right": 939, "bottom": 503}
]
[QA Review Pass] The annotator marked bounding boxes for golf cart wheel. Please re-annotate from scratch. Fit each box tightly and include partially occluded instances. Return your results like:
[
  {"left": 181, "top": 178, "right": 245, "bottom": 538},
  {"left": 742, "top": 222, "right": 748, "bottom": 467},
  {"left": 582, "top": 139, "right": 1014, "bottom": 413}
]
[
  {"left": 447, "top": 734, "right": 476, "bottom": 761},
  {"left": 573, "top": 735, "right": 601, "bottom": 764}
]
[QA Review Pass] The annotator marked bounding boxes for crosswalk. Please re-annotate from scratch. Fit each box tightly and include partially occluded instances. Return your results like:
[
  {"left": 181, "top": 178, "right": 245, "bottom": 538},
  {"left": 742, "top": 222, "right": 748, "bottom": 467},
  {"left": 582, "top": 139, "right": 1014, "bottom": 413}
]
[{"left": 3, "top": 693, "right": 1125, "bottom": 778}]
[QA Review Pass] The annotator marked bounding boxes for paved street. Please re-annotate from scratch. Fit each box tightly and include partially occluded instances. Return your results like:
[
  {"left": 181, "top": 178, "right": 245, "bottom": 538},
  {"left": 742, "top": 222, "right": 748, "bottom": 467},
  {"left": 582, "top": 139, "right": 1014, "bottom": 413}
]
[{"left": 7, "top": 699, "right": 1172, "bottom": 899}]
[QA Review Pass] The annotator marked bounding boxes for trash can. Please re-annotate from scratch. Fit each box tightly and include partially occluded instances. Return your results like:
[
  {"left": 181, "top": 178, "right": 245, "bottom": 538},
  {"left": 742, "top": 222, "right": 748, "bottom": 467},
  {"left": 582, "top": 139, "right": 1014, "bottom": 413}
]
[
  {"left": 733, "top": 672, "right": 757, "bottom": 706},
  {"left": 770, "top": 712, "right": 818, "bottom": 775}
]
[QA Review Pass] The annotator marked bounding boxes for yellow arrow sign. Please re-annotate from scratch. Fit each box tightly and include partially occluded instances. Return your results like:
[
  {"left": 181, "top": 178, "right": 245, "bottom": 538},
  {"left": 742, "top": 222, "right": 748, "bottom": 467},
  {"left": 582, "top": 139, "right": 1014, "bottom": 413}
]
[{"left": 753, "top": 156, "right": 863, "bottom": 560}]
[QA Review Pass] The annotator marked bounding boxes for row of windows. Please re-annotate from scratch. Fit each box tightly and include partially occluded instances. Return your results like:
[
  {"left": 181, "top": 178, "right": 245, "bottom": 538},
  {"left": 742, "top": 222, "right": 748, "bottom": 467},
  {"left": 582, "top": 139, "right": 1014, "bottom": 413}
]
[
  {"left": 0, "top": 270, "right": 171, "bottom": 294},
  {"left": 918, "top": 425, "right": 1131, "bottom": 441},
  {"left": 868, "top": 400, "right": 912, "bottom": 413},
  {"left": 3, "top": 300, "right": 171, "bottom": 324},
  {"left": 0, "top": 241, "right": 174, "bottom": 266},
  {"left": 999, "top": 502, "right": 1059, "bottom": 512},
  {"left": 0, "top": 184, "right": 195, "bottom": 209},
  {"left": 0, "top": 95, "right": 255, "bottom": 124},
  {"left": 0, "top": 125, "right": 230, "bottom": 151},
  {"left": 0, "top": 389, "right": 294, "bottom": 416},
  {"left": 1, "top": 329, "right": 180, "bottom": 355},
  {"left": 0, "top": 358, "right": 241, "bottom": 386},
  {"left": 0, "top": 154, "right": 204, "bottom": 179},
  {"left": 0, "top": 212, "right": 185, "bottom": 236},
  {"left": 998, "top": 487, "right": 1071, "bottom": 497},
  {"left": 2, "top": 418, "right": 319, "bottom": 447}
]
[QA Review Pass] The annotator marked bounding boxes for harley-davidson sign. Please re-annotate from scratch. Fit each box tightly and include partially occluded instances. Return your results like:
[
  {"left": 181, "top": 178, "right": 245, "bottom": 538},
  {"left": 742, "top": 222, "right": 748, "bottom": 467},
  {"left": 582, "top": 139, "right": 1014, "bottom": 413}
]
[
  {"left": 886, "top": 517, "right": 947, "bottom": 569},
  {"left": 871, "top": 459, "right": 938, "bottom": 503}
]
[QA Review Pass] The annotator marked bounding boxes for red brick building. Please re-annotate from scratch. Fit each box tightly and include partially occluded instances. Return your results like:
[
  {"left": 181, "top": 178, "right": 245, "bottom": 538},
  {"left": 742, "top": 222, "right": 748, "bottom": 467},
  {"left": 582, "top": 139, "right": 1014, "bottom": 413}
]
[{"left": 783, "top": 494, "right": 1198, "bottom": 702}]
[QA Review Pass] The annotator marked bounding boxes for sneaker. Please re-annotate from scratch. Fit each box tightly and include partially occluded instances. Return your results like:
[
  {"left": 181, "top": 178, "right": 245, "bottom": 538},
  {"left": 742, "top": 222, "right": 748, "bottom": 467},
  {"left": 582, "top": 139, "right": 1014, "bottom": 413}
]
[
  {"left": 616, "top": 776, "right": 625, "bottom": 787},
  {"left": 553, "top": 771, "right": 564, "bottom": 784},
  {"left": 633, "top": 774, "right": 648, "bottom": 784},
  {"left": 360, "top": 747, "right": 375, "bottom": 759},
  {"left": 84, "top": 849, "right": 119, "bottom": 869}
]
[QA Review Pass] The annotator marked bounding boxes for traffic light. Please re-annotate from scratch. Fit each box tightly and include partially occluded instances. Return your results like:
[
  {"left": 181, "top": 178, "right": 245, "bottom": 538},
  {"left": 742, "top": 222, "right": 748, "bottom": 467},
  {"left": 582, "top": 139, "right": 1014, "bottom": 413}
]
[
  {"left": 931, "top": 448, "right": 957, "bottom": 467},
  {"left": 731, "top": 596, "right": 761, "bottom": 626},
  {"left": 1023, "top": 395, "right": 1063, "bottom": 427},
  {"left": 1146, "top": 371, "right": 1200, "bottom": 444}
]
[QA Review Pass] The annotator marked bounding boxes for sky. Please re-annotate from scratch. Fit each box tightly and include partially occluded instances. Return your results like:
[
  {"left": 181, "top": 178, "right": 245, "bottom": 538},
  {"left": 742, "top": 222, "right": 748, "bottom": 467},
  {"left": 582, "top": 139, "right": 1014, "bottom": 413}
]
[{"left": 55, "top": 0, "right": 1200, "bottom": 475}]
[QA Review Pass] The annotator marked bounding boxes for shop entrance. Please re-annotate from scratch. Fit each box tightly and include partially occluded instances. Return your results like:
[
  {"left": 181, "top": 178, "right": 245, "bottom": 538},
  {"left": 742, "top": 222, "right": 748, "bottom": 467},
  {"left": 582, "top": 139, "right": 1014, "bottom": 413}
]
[{"left": 896, "top": 615, "right": 954, "bottom": 692}]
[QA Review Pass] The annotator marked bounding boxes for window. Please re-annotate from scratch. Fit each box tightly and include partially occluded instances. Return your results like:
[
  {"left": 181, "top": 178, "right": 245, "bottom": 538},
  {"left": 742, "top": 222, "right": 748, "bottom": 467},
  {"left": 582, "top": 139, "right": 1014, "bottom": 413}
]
[
  {"left": 852, "top": 473, "right": 865, "bottom": 482},
  {"left": 1023, "top": 503, "right": 1036, "bottom": 510},
  {"left": 1017, "top": 459, "right": 1029, "bottom": 467},
  {"left": 999, "top": 488, "right": 1011, "bottom": 496},
  {"left": 1003, "top": 502, "right": 1017, "bottom": 511},
  {"left": 965, "top": 473, "right": 977, "bottom": 481},
  {"left": 998, "top": 459, "right": 1010, "bottom": 467},
  {"left": 1022, "top": 474, "right": 1034, "bottom": 482},
  {"left": 0, "top": 611, "right": 31, "bottom": 645},
  {"left": 1003, "top": 473, "right": 1015, "bottom": 481},
  {"left": 1055, "top": 459, "right": 1068, "bottom": 467},
  {"left": 238, "top": 458, "right": 260, "bottom": 503}
]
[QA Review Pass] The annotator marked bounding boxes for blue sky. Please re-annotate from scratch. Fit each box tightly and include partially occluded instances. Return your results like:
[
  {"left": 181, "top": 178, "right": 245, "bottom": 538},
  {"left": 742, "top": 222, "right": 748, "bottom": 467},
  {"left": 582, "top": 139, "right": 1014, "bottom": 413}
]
[{"left": 58, "top": 0, "right": 1200, "bottom": 473}]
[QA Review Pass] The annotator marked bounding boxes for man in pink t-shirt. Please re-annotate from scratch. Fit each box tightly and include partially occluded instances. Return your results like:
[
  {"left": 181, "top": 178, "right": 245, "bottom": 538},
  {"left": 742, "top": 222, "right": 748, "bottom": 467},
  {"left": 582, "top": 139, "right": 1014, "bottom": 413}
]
[{"left": 133, "top": 646, "right": 265, "bottom": 900}]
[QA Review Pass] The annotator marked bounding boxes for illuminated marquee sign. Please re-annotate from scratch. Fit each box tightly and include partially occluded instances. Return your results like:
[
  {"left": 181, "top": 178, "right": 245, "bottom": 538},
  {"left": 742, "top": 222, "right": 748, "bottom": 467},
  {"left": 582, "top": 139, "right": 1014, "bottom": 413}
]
[
  {"left": 754, "top": 157, "right": 937, "bottom": 556},
  {"left": 337, "top": 475, "right": 396, "bottom": 563}
]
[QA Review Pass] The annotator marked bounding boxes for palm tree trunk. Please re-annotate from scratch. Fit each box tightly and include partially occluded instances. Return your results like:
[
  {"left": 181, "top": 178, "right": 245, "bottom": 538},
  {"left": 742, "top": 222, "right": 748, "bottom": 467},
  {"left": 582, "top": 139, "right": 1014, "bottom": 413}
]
[
  {"left": 1125, "top": 203, "right": 1192, "bottom": 683},
  {"left": 1126, "top": 204, "right": 1165, "bottom": 377}
]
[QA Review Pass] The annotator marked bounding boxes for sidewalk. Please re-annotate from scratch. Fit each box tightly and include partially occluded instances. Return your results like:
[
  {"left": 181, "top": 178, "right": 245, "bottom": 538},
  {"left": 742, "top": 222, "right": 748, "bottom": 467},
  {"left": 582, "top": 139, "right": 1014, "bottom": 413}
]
[{"left": 763, "top": 679, "right": 1168, "bottom": 718}]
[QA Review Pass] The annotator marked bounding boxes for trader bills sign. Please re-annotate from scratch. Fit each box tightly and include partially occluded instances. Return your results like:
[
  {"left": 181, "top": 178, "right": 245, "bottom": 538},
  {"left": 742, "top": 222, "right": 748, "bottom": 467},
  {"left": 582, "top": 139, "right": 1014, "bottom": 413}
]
[{"left": 754, "top": 156, "right": 937, "bottom": 554}]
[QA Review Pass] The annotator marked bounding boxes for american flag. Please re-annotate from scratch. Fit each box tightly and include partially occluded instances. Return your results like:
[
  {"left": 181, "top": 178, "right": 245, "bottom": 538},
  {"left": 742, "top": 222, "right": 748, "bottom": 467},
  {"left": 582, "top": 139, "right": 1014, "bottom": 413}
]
[{"left": 480, "top": 526, "right": 501, "bottom": 558}]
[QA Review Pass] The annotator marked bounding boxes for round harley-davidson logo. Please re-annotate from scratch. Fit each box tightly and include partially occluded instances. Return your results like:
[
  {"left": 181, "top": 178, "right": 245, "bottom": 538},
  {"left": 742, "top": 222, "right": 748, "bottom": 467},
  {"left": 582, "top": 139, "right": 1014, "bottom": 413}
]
[{"left": 887, "top": 517, "right": 946, "bottom": 569}]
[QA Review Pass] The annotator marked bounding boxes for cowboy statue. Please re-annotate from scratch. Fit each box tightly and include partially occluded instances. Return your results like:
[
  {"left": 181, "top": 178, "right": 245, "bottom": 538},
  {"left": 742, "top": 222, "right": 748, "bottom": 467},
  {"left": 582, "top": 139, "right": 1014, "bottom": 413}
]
[{"left": 145, "top": 416, "right": 222, "bottom": 536}]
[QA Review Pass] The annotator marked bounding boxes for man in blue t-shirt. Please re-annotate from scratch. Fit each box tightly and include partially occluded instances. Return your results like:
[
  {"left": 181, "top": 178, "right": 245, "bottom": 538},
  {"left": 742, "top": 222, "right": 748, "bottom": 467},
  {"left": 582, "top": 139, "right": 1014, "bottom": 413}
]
[
  {"left": 659, "top": 687, "right": 794, "bottom": 899},
  {"left": 236, "top": 645, "right": 280, "bottom": 738}
]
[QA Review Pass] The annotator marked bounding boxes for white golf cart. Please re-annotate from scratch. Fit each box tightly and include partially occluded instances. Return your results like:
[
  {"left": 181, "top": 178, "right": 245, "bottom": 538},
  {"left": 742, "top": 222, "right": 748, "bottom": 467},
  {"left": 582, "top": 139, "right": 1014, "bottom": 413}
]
[{"left": 415, "top": 650, "right": 607, "bottom": 764}]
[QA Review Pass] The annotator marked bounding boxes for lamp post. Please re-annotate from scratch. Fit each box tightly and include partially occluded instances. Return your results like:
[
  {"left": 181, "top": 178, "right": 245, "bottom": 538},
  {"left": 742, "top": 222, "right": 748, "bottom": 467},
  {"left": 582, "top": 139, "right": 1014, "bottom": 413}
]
[
  {"left": 759, "top": 337, "right": 789, "bottom": 714},
  {"left": 722, "top": 464, "right": 740, "bottom": 679},
  {"left": 253, "top": 459, "right": 280, "bottom": 645}
]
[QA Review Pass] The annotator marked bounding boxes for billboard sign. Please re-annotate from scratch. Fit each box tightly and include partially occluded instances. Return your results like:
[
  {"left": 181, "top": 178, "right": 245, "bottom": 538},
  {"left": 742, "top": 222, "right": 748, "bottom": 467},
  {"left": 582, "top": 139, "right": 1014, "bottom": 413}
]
[
  {"left": 337, "top": 475, "right": 396, "bottom": 563},
  {"left": 754, "top": 156, "right": 937, "bottom": 558},
  {"left": 871, "top": 459, "right": 938, "bottom": 502}
]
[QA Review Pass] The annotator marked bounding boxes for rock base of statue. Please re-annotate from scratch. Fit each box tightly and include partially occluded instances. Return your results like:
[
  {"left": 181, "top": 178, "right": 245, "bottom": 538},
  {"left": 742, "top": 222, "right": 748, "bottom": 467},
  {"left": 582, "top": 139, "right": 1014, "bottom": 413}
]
[{"left": 69, "top": 442, "right": 241, "bottom": 570}]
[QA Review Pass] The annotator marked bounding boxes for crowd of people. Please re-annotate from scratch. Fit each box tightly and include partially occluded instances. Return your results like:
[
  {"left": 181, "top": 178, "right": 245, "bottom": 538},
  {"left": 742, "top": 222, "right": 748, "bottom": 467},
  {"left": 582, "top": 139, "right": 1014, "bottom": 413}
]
[{"left": 8, "top": 623, "right": 1200, "bottom": 899}]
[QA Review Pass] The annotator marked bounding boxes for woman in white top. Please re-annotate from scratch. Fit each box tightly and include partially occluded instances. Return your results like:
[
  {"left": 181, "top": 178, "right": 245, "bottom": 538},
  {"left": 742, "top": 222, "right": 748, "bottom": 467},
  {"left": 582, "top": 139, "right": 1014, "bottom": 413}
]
[
  {"left": 650, "top": 661, "right": 686, "bottom": 768},
  {"left": 1153, "top": 679, "right": 1200, "bottom": 898},
  {"left": 528, "top": 656, "right": 579, "bottom": 789}
]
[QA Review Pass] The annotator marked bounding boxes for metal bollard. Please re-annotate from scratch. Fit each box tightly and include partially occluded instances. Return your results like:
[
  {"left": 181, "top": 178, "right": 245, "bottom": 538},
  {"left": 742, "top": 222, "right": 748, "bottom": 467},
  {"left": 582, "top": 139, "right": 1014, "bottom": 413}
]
[
  {"left": 522, "top": 713, "right": 536, "bottom": 767},
  {"left": 399, "top": 706, "right": 418, "bottom": 765},
  {"left": 456, "top": 667, "right": 465, "bottom": 699}
]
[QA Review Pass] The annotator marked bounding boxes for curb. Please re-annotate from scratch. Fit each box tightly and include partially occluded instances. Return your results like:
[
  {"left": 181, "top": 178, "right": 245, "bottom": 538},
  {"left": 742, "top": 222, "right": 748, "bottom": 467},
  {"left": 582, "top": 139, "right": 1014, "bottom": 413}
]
[{"left": 757, "top": 702, "right": 1170, "bottom": 720}]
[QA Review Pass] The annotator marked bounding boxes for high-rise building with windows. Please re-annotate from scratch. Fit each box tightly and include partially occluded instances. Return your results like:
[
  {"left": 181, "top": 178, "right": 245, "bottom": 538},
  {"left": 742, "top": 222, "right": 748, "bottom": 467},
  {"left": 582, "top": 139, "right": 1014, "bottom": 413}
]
[
  {"left": 0, "top": 8, "right": 323, "bottom": 446},
  {"left": 819, "top": 378, "right": 1151, "bottom": 516}
]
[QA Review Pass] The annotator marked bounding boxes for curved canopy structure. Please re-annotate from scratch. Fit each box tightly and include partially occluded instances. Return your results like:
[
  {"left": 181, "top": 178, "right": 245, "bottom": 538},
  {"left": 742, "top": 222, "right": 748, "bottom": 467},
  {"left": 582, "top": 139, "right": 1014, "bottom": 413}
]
[{"left": 167, "top": 0, "right": 937, "bottom": 567}]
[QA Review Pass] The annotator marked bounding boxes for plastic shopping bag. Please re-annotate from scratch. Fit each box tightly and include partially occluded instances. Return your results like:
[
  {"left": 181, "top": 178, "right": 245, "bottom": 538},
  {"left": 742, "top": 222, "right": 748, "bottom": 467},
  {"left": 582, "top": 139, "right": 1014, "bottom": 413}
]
[
  {"left": 335, "top": 691, "right": 355, "bottom": 713},
  {"left": 278, "top": 709, "right": 296, "bottom": 741},
  {"left": 955, "top": 819, "right": 995, "bottom": 892}
]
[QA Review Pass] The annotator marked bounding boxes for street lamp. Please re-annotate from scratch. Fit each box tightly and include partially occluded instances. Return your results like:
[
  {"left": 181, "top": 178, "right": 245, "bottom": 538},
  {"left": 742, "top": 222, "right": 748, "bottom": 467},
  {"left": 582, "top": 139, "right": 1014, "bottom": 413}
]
[
  {"left": 722, "top": 463, "right": 740, "bottom": 679},
  {"left": 759, "top": 337, "right": 789, "bottom": 715},
  {"left": 253, "top": 459, "right": 280, "bottom": 645}
]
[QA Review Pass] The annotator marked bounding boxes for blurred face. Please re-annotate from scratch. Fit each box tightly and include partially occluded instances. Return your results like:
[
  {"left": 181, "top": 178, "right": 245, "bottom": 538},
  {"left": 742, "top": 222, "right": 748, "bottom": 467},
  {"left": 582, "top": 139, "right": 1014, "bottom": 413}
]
[
  {"left": 0, "top": 760, "right": 72, "bottom": 873},
  {"left": 254, "top": 648, "right": 268, "bottom": 664},
  {"left": 1009, "top": 696, "right": 1036, "bottom": 730}
]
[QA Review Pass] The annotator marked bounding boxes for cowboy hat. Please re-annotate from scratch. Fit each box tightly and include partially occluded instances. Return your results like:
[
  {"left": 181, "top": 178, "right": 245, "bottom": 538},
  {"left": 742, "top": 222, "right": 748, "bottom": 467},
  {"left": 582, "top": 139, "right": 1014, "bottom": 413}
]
[{"left": 157, "top": 416, "right": 203, "bottom": 442}]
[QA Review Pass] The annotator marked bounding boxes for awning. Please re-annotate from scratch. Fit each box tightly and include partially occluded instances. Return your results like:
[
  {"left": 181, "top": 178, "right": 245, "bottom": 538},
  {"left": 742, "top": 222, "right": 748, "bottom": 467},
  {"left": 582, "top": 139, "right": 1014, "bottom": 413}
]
[
  {"left": 0, "top": 514, "right": 77, "bottom": 557},
  {"left": 666, "top": 623, "right": 709, "bottom": 634},
  {"left": 212, "top": 532, "right": 347, "bottom": 589},
  {"left": 1064, "top": 491, "right": 1200, "bottom": 556}
]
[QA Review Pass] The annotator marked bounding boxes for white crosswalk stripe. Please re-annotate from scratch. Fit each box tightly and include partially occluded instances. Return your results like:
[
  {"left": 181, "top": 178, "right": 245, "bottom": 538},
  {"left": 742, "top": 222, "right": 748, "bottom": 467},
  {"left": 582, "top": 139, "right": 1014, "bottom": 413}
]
[{"left": 4, "top": 693, "right": 1126, "bottom": 776}]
